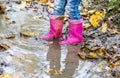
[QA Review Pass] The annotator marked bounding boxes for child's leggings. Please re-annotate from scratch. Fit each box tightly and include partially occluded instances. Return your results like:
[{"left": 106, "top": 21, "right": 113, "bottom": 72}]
[{"left": 52, "top": 0, "right": 81, "bottom": 20}]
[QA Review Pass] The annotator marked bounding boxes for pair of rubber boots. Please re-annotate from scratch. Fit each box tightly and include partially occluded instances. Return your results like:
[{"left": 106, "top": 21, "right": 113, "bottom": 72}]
[{"left": 40, "top": 15, "right": 83, "bottom": 45}]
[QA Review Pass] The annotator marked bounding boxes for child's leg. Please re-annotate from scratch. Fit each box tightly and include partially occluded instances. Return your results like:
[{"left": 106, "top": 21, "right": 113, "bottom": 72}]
[
  {"left": 59, "top": 0, "right": 83, "bottom": 44},
  {"left": 66, "top": 0, "right": 81, "bottom": 20},
  {"left": 40, "top": 0, "right": 67, "bottom": 40},
  {"left": 52, "top": 0, "right": 67, "bottom": 15}
]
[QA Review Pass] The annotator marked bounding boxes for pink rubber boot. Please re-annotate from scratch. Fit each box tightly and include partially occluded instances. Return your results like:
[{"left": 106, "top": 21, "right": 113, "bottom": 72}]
[
  {"left": 40, "top": 15, "right": 64, "bottom": 41},
  {"left": 59, "top": 18, "right": 83, "bottom": 44}
]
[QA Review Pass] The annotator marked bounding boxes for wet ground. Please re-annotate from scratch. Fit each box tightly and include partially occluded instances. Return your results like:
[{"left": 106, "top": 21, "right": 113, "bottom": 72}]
[{"left": 0, "top": 1, "right": 120, "bottom": 78}]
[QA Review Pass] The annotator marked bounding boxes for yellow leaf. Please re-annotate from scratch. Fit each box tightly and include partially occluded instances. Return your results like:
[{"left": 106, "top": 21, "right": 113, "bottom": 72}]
[
  {"left": 98, "top": 48, "right": 105, "bottom": 56},
  {"left": 40, "top": 0, "right": 48, "bottom": 3},
  {"left": 89, "top": 52, "right": 98, "bottom": 58},
  {"left": 81, "top": 47, "right": 88, "bottom": 51},
  {"left": 101, "top": 23, "right": 108, "bottom": 33},
  {"left": 96, "top": 15, "right": 103, "bottom": 20},
  {"left": 91, "top": 19, "right": 99, "bottom": 27},
  {"left": 21, "top": 32, "right": 39, "bottom": 37},
  {"left": 90, "top": 11, "right": 102, "bottom": 20},
  {"left": 98, "top": 63, "right": 104, "bottom": 68},
  {"left": 89, "top": 11, "right": 103, "bottom": 27},
  {"left": 95, "top": 11, "right": 103, "bottom": 20},
  {"left": 95, "top": 11, "right": 102, "bottom": 17},
  {"left": 83, "top": 23, "right": 91, "bottom": 29},
  {"left": 90, "top": 14, "right": 96, "bottom": 19},
  {"left": 1, "top": 75, "right": 11, "bottom": 78}
]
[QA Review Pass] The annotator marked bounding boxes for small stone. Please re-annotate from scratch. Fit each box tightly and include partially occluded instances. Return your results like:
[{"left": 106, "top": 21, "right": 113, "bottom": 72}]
[
  {"left": 11, "top": 21, "right": 16, "bottom": 24},
  {"left": 15, "top": 1, "right": 22, "bottom": 4}
]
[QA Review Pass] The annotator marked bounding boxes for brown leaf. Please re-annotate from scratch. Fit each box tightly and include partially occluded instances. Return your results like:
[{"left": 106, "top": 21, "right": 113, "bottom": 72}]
[
  {"left": 54, "top": 70, "right": 62, "bottom": 75},
  {"left": 0, "top": 43, "right": 11, "bottom": 51}
]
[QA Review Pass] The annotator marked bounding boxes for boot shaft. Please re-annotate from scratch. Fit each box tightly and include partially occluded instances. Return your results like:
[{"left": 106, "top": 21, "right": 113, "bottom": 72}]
[
  {"left": 49, "top": 15, "right": 64, "bottom": 34},
  {"left": 59, "top": 18, "right": 83, "bottom": 45},
  {"left": 40, "top": 15, "right": 64, "bottom": 40},
  {"left": 68, "top": 19, "right": 83, "bottom": 38}
]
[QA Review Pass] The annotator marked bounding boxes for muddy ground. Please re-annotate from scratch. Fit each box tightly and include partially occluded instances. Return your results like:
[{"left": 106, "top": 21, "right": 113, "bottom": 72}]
[{"left": 0, "top": 0, "right": 120, "bottom": 78}]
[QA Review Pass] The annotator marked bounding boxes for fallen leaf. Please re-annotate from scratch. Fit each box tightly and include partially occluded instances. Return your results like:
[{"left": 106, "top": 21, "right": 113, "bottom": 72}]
[
  {"left": 80, "top": 12, "right": 88, "bottom": 16},
  {"left": 95, "top": 11, "right": 102, "bottom": 17},
  {"left": 110, "top": 29, "right": 120, "bottom": 34},
  {"left": 0, "top": 74, "right": 11, "bottom": 78},
  {"left": 20, "top": 32, "right": 39, "bottom": 37},
  {"left": 40, "top": 0, "right": 48, "bottom": 3},
  {"left": 90, "top": 19, "right": 99, "bottom": 27},
  {"left": 0, "top": 4, "right": 4, "bottom": 14},
  {"left": 88, "top": 10, "right": 96, "bottom": 14},
  {"left": 45, "top": 68, "right": 53, "bottom": 74},
  {"left": 54, "top": 70, "right": 62, "bottom": 75},
  {"left": 112, "top": 45, "right": 117, "bottom": 49},
  {"left": 83, "top": 23, "right": 91, "bottom": 29},
  {"left": 89, "top": 52, "right": 98, "bottom": 58},
  {"left": 101, "top": 23, "right": 108, "bottom": 33},
  {"left": 5, "top": 34, "right": 15, "bottom": 39},
  {"left": 78, "top": 52, "right": 86, "bottom": 59},
  {"left": 97, "top": 48, "right": 107, "bottom": 56},
  {"left": 89, "top": 11, "right": 103, "bottom": 27},
  {"left": 98, "top": 61, "right": 107, "bottom": 68},
  {"left": 102, "top": 9, "right": 107, "bottom": 15},
  {"left": 0, "top": 43, "right": 11, "bottom": 51}
]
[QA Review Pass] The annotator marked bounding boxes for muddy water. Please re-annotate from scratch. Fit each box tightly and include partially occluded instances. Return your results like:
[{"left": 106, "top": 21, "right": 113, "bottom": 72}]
[
  {"left": 0, "top": 1, "right": 105, "bottom": 78},
  {"left": 0, "top": 2, "right": 50, "bottom": 77}
]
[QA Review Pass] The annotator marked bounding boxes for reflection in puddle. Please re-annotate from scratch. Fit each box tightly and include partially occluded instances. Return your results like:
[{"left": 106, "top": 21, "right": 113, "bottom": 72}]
[{"left": 47, "top": 40, "right": 80, "bottom": 78}]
